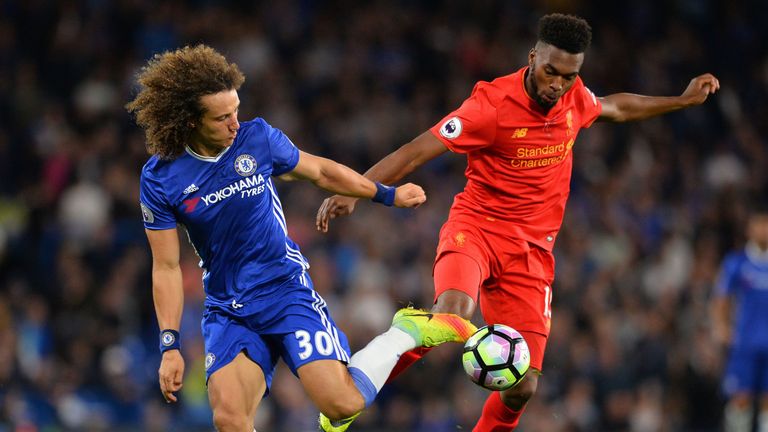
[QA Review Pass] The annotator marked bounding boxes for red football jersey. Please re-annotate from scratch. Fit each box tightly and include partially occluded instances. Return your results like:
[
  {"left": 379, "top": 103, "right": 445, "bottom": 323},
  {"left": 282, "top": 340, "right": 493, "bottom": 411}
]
[{"left": 429, "top": 67, "right": 602, "bottom": 251}]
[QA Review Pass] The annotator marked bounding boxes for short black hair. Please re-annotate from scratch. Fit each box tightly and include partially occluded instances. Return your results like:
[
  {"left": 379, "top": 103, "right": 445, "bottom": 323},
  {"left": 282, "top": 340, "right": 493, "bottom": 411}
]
[
  {"left": 537, "top": 13, "right": 592, "bottom": 54},
  {"left": 747, "top": 198, "right": 768, "bottom": 217}
]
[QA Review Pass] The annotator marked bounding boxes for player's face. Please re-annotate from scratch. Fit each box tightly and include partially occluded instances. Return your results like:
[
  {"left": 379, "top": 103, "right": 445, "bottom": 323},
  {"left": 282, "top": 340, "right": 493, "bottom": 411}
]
[
  {"left": 526, "top": 42, "right": 584, "bottom": 110},
  {"left": 748, "top": 214, "right": 768, "bottom": 249},
  {"left": 191, "top": 89, "right": 240, "bottom": 155}
]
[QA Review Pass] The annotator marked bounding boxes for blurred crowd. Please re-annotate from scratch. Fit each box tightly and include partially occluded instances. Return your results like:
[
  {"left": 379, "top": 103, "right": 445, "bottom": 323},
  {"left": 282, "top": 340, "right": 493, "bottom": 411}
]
[{"left": 0, "top": 0, "right": 766, "bottom": 431}]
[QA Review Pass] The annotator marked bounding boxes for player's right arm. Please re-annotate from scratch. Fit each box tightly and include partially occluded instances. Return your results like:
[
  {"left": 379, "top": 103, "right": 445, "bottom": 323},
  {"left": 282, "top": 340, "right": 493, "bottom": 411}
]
[
  {"left": 356, "top": 132, "right": 450, "bottom": 186},
  {"left": 316, "top": 131, "right": 448, "bottom": 232},
  {"left": 145, "top": 227, "right": 185, "bottom": 403}
]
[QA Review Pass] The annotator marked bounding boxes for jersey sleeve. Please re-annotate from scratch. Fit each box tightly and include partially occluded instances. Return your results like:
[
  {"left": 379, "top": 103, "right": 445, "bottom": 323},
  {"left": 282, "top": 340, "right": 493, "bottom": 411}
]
[
  {"left": 262, "top": 121, "right": 300, "bottom": 176},
  {"left": 429, "top": 82, "right": 497, "bottom": 154},
  {"left": 577, "top": 82, "right": 602, "bottom": 128},
  {"left": 714, "top": 254, "right": 739, "bottom": 297},
  {"left": 139, "top": 167, "right": 177, "bottom": 230}
]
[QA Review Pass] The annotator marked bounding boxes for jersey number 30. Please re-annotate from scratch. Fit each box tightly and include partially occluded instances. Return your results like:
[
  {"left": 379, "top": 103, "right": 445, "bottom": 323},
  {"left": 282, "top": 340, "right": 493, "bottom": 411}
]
[{"left": 295, "top": 330, "right": 334, "bottom": 360}]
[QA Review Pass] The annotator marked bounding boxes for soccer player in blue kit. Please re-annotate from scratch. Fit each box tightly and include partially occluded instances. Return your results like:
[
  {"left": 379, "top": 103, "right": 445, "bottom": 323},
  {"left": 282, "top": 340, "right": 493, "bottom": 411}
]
[
  {"left": 126, "top": 45, "right": 477, "bottom": 432},
  {"left": 713, "top": 206, "right": 768, "bottom": 432}
]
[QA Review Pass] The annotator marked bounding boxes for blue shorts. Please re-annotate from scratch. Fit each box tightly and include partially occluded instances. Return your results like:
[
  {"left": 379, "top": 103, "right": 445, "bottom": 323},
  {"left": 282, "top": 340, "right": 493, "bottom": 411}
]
[
  {"left": 723, "top": 345, "right": 768, "bottom": 396},
  {"left": 201, "top": 272, "right": 351, "bottom": 394}
]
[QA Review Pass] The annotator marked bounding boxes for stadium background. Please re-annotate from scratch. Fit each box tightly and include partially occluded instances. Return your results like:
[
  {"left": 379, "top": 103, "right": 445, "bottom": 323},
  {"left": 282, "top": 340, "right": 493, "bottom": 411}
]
[{"left": 0, "top": 0, "right": 766, "bottom": 430}]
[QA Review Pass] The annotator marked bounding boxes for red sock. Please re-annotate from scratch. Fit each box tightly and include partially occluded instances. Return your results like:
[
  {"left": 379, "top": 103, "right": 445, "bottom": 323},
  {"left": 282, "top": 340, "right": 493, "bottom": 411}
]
[
  {"left": 473, "top": 391, "right": 525, "bottom": 432},
  {"left": 385, "top": 347, "right": 432, "bottom": 383}
]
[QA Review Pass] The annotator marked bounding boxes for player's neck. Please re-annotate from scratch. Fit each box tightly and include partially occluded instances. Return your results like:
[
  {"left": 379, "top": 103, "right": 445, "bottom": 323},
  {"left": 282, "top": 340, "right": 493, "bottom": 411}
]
[
  {"left": 746, "top": 241, "right": 768, "bottom": 262},
  {"left": 523, "top": 68, "right": 535, "bottom": 99},
  {"left": 188, "top": 138, "right": 226, "bottom": 158}
]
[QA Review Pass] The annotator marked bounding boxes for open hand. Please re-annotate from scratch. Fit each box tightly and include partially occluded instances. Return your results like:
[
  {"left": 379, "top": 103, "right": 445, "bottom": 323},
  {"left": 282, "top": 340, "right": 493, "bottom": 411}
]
[
  {"left": 316, "top": 195, "right": 359, "bottom": 233},
  {"left": 158, "top": 350, "right": 185, "bottom": 403}
]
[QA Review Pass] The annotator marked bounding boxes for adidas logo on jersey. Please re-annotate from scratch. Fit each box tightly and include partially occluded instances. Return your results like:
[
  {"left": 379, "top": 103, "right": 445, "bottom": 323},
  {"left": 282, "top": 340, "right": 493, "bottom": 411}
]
[{"left": 183, "top": 183, "right": 199, "bottom": 195}]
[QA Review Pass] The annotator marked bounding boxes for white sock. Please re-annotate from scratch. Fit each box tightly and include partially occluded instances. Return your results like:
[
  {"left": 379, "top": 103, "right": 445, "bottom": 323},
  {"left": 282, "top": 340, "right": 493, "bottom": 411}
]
[
  {"left": 725, "top": 402, "right": 752, "bottom": 432},
  {"left": 758, "top": 409, "right": 768, "bottom": 432},
  {"left": 348, "top": 327, "right": 415, "bottom": 392}
]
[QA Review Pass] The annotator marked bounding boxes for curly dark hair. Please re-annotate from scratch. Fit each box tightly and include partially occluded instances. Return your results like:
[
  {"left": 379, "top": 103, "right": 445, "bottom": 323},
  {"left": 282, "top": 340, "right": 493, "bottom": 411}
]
[
  {"left": 537, "top": 13, "right": 592, "bottom": 54},
  {"left": 126, "top": 44, "right": 245, "bottom": 160}
]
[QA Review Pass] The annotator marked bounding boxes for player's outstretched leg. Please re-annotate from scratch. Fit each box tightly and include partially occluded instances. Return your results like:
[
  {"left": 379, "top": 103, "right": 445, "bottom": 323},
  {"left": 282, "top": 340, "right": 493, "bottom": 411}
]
[
  {"left": 317, "top": 307, "right": 475, "bottom": 431},
  {"left": 391, "top": 306, "right": 477, "bottom": 347}
]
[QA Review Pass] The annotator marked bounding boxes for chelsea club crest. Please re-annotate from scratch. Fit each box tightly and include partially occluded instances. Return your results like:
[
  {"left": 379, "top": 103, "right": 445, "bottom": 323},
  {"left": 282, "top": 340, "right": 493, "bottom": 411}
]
[{"left": 234, "top": 154, "right": 257, "bottom": 176}]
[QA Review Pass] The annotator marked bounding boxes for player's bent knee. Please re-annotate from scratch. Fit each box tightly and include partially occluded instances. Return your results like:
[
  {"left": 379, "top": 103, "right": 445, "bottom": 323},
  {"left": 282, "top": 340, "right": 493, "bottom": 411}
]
[
  {"left": 432, "top": 290, "right": 476, "bottom": 319},
  {"left": 299, "top": 360, "right": 365, "bottom": 420},
  {"left": 317, "top": 397, "right": 363, "bottom": 421},
  {"left": 500, "top": 372, "right": 538, "bottom": 410}
]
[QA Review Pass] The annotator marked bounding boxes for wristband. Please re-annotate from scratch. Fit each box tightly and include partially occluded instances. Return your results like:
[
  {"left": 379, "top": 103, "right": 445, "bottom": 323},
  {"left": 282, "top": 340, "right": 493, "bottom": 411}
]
[
  {"left": 372, "top": 182, "right": 395, "bottom": 207},
  {"left": 159, "top": 329, "right": 180, "bottom": 353}
]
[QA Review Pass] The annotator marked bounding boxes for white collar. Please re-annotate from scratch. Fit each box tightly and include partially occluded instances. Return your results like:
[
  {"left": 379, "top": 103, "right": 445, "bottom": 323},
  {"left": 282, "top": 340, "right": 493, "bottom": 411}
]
[{"left": 185, "top": 144, "right": 232, "bottom": 162}]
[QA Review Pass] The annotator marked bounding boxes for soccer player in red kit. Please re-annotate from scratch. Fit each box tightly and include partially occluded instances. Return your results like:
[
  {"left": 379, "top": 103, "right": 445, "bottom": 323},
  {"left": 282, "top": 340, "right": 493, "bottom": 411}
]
[{"left": 317, "top": 13, "right": 720, "bottom": 431}]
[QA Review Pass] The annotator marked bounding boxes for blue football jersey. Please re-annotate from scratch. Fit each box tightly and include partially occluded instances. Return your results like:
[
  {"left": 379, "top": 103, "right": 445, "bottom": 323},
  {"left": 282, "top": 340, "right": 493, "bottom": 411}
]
[
  {"left": 139, "top": 118, "right": 309, "bottom": 311},
  {"left": 715, "top": 244, "right": 768, "bottom": 349}
]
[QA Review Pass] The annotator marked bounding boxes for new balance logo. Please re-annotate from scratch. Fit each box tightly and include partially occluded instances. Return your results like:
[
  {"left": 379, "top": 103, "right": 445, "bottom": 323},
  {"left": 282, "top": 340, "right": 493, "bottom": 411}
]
[
  {"left": 511, "top": 128, "right": 528, "bottom": 138},
  {"left": 183, "top": 183, "right": 199, "bottom": 195}
]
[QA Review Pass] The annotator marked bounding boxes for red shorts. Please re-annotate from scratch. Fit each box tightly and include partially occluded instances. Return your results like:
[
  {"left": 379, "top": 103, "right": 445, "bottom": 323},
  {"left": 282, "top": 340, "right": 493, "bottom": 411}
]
[{"left": 433, "top": 218, "right": 555, "bottom": 370}]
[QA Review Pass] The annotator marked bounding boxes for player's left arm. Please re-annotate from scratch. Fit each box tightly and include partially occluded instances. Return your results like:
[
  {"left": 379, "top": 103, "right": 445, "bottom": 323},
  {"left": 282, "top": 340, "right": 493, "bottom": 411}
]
[
  {"left": 279, "top": 150, "right": 426, "bottom": 208},
  {"left": 597, "top": 73, "right": 720, "bottom": 123}
]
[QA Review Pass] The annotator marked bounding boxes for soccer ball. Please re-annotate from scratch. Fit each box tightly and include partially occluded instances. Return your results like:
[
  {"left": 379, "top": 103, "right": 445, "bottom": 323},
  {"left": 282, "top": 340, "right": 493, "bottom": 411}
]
[{"left": 462, "top": 324, "right": 530, "bottom": 391}]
